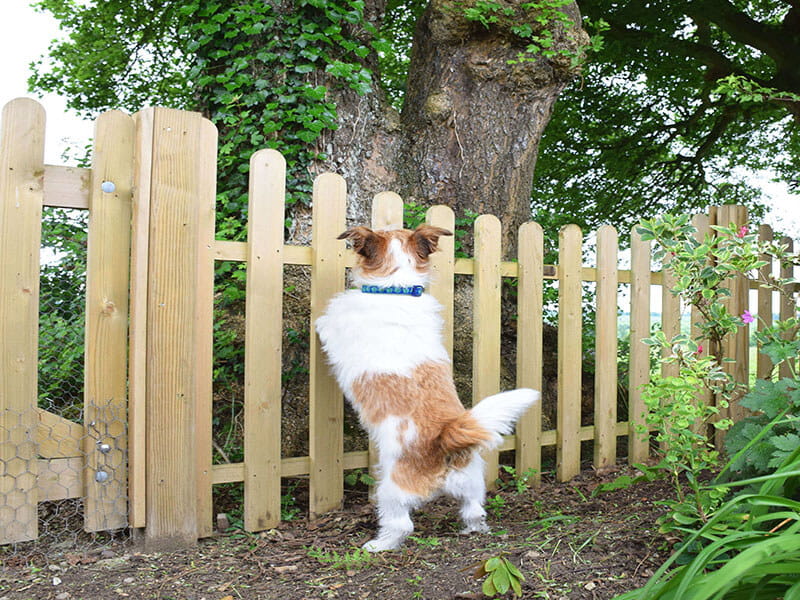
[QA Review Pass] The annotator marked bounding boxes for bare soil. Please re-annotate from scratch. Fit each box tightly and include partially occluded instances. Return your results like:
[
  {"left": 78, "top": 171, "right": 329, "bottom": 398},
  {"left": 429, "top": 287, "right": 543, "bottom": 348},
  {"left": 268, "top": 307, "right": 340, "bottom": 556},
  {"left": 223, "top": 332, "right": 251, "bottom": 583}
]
[{"left": 1, "top": 467, "right": 672, "bottom": 600}]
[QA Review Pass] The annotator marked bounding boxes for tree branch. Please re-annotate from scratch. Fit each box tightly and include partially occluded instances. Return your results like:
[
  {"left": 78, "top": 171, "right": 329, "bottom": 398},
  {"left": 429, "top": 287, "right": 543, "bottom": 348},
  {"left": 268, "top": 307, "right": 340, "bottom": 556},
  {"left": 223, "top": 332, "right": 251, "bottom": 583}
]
[{"left": 686, "top": 0, "right": 799, "bottom": 64}]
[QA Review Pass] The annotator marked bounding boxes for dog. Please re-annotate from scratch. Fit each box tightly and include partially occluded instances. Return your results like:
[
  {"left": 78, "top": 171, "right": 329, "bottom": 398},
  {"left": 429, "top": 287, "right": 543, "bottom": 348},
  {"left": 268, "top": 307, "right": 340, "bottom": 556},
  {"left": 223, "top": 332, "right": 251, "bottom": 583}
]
[{"left": 315, "top": 223, "right": 539, "bottom": 552}]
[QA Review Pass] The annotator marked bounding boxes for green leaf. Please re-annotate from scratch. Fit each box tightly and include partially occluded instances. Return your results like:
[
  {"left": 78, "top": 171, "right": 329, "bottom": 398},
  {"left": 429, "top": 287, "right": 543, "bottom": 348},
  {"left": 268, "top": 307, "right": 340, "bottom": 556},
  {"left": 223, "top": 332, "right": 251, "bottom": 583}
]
[
  {"left": 482, "top": 577, "right": 497, "bottom": 597},
  {"left": 484, "top": 557, "right": 502, "bottom": 572},
  {"left": 493, "top": 567, "right": 511, "bottom": 595}
]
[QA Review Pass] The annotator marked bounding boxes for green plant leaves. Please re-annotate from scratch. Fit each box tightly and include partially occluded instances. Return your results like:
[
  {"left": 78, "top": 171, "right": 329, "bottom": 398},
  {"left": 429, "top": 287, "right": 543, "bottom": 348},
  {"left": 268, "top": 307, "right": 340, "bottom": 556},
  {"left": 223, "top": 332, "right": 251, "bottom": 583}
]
[{"left": 475, "top": 555, "right": 525, "bottom": 598}]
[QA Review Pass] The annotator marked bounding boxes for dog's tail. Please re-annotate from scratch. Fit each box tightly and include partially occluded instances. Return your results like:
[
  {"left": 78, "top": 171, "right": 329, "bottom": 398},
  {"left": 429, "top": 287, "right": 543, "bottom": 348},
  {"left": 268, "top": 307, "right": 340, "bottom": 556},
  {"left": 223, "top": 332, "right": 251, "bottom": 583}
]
[{"left": 438, "top": 389, "right": 540, "bottom": 455}]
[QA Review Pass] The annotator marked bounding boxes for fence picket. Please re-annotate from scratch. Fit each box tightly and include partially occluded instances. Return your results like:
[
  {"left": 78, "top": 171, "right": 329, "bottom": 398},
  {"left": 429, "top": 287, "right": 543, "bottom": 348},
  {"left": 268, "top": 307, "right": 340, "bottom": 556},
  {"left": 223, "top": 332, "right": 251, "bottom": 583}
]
[
  {"left": 714, "top": 205, "right": 749, "bottom": 432},
  {"left": 243, "top": 149, "right": 286, "bottom": 532},
  {"left": 369, "top": 192, "right": 404, "bottom": 491},
  {"left": 372, "top": 191, "right": 403, "bottom": 230},
  {"left": 426, "top": 206, "right": 455, "bottom": 358},
  {"left": 309, "top": 173, "right": 347, "bottom": 517},
  {"left": 193, "top": 118, "right": 218, "bottom": 540},
  {"left": 779, "top": 236, "right": 795, "bottom": 380},
  {"left": 0, "top": 98, "right": 45, "bottom": 544},
  {"left": 143, "top": 108, "right": 217, "bottom": 549},
  {"left": 628, "top": 227, "right": 651, "bottom": 464},
  {"left": 516, "top": 222, "right": 543, "bottom": 484},
  {"left": 691, "top": 214, "right": 713, "bottom": 433},
  {"left": 83, "top": 109, "right": 135, "bottom": 532},
  {"left": 660, "top": 254, "right": 681, "bottom": 380},
  {"left": 128, "top": 108, "right": 154, "bottom": 529},
  {"left": 756, "top": 225, "right": 773, "bottom": 380},
  {"left": 473, "top": 215, "right": 502, "bottom": 484},
  {"left": 594, "top": 226, "right": 618, "bottom": 468},
  {"left": 557, "top": 225, "right": 583, "bottom": 481}
]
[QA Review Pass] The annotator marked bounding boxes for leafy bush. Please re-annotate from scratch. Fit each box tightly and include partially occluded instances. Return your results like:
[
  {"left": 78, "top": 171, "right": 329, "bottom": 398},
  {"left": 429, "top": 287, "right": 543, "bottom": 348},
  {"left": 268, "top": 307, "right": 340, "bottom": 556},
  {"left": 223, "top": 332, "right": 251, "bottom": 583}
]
[{"left": 613, "top": 213, "right": 800, "bottom": 600}]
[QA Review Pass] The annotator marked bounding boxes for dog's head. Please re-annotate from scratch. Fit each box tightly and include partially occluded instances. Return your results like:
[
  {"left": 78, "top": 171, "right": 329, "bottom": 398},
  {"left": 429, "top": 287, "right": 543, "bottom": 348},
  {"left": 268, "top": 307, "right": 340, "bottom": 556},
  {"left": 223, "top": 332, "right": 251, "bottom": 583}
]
[{"left": 337, "top": 224, "right": 453, "bottom": 287}]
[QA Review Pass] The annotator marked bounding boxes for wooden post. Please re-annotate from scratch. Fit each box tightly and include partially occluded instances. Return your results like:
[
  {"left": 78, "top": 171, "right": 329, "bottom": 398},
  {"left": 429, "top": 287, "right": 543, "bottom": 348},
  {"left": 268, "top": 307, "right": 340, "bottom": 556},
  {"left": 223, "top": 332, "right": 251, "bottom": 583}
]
[
  {"left": 628, "top": 227, "right": 651, "bottom": 464},
  {"left": 140, "top": 108, "right": 217, "bottom": 549},
  {"left": 83, "top": 110, "right": 135, "bottom": 532},
  {"left": 0, "top": 98, "right": 45, "bottom": 544},
  {"left": 557, "top": 225, "right": 582, "bottom": 481},
  {"left": 367, "top": 191, "right": 404, "bottom": 493},
  {"left": 473, "top": 215, "right": 502, "bottom": 486},
  {"left": 372, "top": 191, "right": 403, "bottom": 231},
  {"left": 756, "top": 224, "right": 773, "bottom": 380},
  {"left": 243, "top": 149, "right": 286, "bottom": 532},
  {"left": 128, "top": 108, "right": 154, "bottom": 529},
  {"left": 515, "top": 222, "right": 543, "bottom": 485},
  {"left": 309, "top": 173, "right": 346, "bottom": 518},
  {"left": 690, "top": 214, "right": 713, "bottom": 433},
  {"left": 779, "top": 236, "right": 795, "bottom": 380},
  {"left": 714, "top": 205, "right": 749, "bottom": 434},
  {"left": 594, "top": 225, "right": 618, "bottom": 469},
  {"left": 426, "top": 205, "right": 456, "bottom": 359},
  {"left": 660, "top": 255, "right": 681, "bottom": 379}
]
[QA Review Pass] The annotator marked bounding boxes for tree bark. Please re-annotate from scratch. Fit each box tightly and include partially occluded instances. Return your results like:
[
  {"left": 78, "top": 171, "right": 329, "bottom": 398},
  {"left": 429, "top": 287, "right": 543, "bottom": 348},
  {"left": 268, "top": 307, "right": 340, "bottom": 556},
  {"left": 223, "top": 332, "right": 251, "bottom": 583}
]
[{"left": 311, "top": 0, "right": 588, "bottom": 255}]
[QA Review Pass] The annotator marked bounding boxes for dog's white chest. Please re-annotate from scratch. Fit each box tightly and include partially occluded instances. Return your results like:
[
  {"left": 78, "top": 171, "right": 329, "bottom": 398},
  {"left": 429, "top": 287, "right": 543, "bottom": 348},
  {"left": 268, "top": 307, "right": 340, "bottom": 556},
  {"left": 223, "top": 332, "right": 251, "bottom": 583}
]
[{"left": 315, "top": 290, "right": 449, "bottom": 393}]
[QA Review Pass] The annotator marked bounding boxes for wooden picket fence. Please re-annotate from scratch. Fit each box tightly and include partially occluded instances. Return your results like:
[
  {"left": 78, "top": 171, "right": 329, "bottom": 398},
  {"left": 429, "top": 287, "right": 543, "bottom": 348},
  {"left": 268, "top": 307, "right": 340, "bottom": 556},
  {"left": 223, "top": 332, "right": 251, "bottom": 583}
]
[{"left": 1, "top": 99, "right": 792, "bottom": 550}]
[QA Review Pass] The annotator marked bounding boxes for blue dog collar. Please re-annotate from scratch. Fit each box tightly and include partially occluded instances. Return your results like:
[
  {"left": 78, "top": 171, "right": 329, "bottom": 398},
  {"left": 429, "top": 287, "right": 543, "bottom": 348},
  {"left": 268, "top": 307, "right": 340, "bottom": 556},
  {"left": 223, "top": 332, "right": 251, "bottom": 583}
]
[{"left": 361, "top": 284, "right": 424, "bottom": 297}]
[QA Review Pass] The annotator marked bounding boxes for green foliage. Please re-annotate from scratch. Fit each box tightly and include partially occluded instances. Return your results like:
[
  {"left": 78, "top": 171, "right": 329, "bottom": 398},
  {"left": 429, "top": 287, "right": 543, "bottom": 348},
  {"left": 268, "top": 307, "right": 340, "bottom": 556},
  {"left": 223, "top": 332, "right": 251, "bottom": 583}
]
[
  {"left": 614, "top": 448, "right": 800, "bottom": 600},
  {"left": 306, "top": 546, "right": 377, "bottom": 570},
  {"left": 613, "top": 213, "right": 800, "bottom": 600},
  {"left": 38, "top": 208, "right": 88, "bottom": 420},
  {"left": 592, "top": 463, "right": 659, "bottom": 496},
  {"left": 473, "top": 554, "right": 526, "bottom": 598},
  {"left": 181, "top": 0, "right": 383, "bottom": 240},
  {"left": 30, "top": 0, "right": 192, "bottom": 115},
  {"left": 281, "top": 480, "right": 301, "bottom": 521},
  {"left": 721, "top": 236, "right": 800, "bottom": 482},
  {"left": 408, "top": 535, "right": 442, "bottom": 548},
  {"left": 533, "top": 1, "right": 797, "bottom": 242},
  {"left": 458, "top": 0, "right": 595, "bottom": 68},
  {"left": 496, "top": 465, "right": 537, "bottom": 495},
  {"left": 403, "top": 200, "right": 478, "bottom": 257},
  {"left": 486, "top": 494, "right": 507, "bottom": 518},
  {"left": 343, "top": 468, "right": 376, "bottom": 487}
]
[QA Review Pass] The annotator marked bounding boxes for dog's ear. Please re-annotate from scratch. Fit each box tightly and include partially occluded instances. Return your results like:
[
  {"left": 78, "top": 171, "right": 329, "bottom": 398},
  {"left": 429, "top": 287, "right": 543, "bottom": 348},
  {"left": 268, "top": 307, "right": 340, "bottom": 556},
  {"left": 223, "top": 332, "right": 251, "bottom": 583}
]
[
  {"left": 337, "top": 226, "right": 380, "bottom": 260},
  {"left": 410, "top": 225, "right": 453, "bottom": 259}
]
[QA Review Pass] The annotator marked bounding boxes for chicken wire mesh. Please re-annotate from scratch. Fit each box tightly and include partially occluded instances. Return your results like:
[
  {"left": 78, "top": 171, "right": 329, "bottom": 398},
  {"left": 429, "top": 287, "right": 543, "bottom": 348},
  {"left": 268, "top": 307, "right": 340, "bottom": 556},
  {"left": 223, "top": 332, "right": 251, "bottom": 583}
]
[{"left": 1, "top": 207, "right": 130, "bottom": 564}]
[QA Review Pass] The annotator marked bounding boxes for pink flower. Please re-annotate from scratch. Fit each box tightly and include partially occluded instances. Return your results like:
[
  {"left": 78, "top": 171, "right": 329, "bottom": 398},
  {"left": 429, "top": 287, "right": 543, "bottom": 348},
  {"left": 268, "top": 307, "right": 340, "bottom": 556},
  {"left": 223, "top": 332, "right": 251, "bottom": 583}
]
[
  {"left": 737, "top": 225, "right": 749, "bottom": 238},
  {"left": 696, "top": 345, "right": 703, "bottom": 355},
  {"left": 741, "top": 310, "right": 754, "bottom": 324}
]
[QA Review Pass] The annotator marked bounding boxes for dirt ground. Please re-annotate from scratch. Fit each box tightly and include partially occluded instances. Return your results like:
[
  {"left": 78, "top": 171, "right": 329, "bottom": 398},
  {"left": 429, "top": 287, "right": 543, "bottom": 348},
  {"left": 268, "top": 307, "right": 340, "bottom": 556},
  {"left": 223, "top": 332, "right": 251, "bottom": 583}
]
[{"left": 1, "top": 467, "right": 672, "bottom": 600}]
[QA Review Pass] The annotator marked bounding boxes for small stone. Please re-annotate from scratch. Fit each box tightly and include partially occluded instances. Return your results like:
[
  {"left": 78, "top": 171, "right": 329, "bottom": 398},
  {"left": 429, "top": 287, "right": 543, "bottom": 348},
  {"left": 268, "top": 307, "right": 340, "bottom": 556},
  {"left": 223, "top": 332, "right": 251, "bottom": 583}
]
[
  {"left": 48, "top": 564, "right": 62, "bottom": 571},
  {"left": 100, "top": 549, "right": 116, "bottom": 559},
  {"left": 585, "top": 582, "right": 597, "bottom": 591},
  {"left": 273, "top": 565, "right": 298, "bottom": 574},
  {"left": 123, "top": 577, "right": 135, "bottom": 584},
  {"left": 52, "top": 576, "right": 62, "bottom": 586},
  {"left": 56, "top": 594, "right": 71, "bottom": 600},
  {"left": 216, "top": 513, "right": 230, "bottom": 533}
]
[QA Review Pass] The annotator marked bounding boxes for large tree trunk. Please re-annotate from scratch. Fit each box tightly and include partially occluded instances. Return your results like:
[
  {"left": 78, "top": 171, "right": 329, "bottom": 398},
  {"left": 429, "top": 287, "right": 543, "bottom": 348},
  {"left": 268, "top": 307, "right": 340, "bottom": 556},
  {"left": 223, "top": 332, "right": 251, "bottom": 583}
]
[{"left": 310, "top": 0, "right": 588, "bottom": 255}]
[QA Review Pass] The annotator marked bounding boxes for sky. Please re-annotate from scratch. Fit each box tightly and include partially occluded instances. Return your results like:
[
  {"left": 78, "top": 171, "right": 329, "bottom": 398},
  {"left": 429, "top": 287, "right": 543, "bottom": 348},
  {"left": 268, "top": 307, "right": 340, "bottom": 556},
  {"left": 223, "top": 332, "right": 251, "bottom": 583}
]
[{"left": 1, "top": 0, "right": 799, "bottom": 236}]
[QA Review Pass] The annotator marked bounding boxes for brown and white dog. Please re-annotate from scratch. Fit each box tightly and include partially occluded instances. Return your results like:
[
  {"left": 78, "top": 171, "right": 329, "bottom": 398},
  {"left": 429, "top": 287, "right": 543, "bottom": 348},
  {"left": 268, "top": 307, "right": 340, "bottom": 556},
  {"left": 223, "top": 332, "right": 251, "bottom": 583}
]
[{"left": 315, "top": 224, "right": 539, "bottom": 552}]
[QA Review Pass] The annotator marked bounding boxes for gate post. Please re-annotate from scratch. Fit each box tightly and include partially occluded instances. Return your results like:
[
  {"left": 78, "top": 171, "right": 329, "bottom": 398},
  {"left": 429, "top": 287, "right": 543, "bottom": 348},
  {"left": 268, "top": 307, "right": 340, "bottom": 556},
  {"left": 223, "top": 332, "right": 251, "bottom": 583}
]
[
  {"left": 130, "top": 108, "right": 217, "bottom": 549},
  {"left": 0, "top": 99, "right": 45, "bottom": 544}
]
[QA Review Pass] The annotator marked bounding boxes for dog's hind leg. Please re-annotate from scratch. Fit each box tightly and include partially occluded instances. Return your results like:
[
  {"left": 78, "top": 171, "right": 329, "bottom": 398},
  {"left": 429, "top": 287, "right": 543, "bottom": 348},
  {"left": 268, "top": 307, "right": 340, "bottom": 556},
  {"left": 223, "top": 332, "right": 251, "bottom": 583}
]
[
  {"left": 362, "top": 480, "right": 417, "bottom": 552},
  {"left": 444, "top": 453, "right": 490, "bottom": 535}
]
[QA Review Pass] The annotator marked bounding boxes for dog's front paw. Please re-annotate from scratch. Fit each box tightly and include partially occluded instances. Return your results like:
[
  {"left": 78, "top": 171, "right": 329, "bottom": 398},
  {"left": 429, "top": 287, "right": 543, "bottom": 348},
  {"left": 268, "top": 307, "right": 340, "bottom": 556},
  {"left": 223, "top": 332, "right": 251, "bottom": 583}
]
[
  {"left": 362, "top": 536, "right": 403, "bottom": 552},
  {"left": 460, "top": 520, "right": 490, "bottom": 535}
]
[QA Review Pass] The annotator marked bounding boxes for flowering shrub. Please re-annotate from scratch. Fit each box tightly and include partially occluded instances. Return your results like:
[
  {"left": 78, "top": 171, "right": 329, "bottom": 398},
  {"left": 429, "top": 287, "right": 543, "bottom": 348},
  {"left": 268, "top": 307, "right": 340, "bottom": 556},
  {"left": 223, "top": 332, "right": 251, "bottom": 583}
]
[{"left": 635, "top": 214, "right": 766, "bottom": 529}]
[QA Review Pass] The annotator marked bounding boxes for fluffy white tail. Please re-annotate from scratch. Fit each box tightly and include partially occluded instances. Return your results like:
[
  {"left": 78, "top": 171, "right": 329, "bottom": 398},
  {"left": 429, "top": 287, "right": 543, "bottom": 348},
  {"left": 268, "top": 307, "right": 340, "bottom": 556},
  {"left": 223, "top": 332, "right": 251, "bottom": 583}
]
[{"left": 469, "top": 388, "right": 540, "bottom": 449}]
